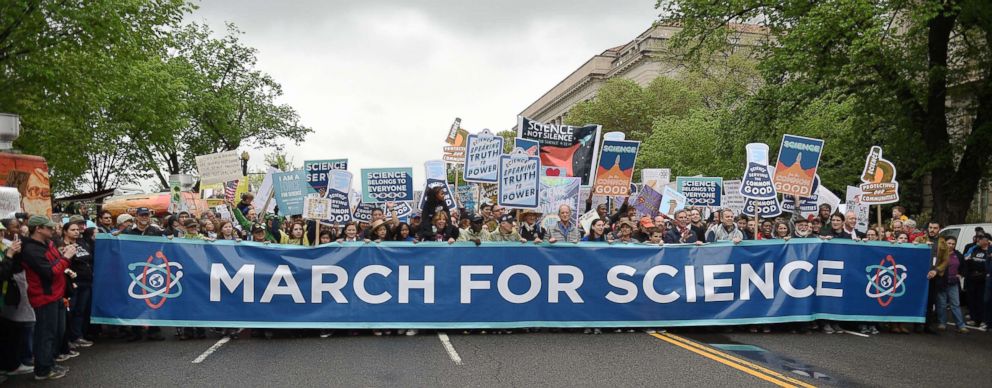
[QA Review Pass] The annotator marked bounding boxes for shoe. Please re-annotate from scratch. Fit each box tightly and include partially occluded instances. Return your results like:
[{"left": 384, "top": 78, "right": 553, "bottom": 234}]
[
  {"left": 263, "top": 330, "right": 274, "bottom": 340},
  {"left": 593, "top": 328, "right": 602, "bottom": 335},
  {"left": 762, "top": 326, "right": 771, "bottom": 333},
  {"left": 34, "top": 369, "right": 67, "bottom": 380},
  {"left": 72, "top": 338, "right": 94, "bottom": 347},
  {"left": 6, "top": 364, "right": 33, "bottom": 376},
  {"left": 319, "top": 330, "right": 333, "bottom": 338},
  {"left": 958, "top": 328, "right": 969, "bottom": 334},
  {"left": 55, "top": 350, "right": 80, "bottom": 362},
  {"left": 859, "top": 325, "right": 869, "bottom": 334},
  {"left": 823, "top": 325, "right": 835, "bottom": 334},
  {"left": 870, "top": 326, "right": 880, "bottom": 335},
  {"left": 406, "top": 330, "right": 418, "bottom": 336},
  {"left": 980, "top": 323, "right": 988, "bottom": 331},
  {"left": 937, "top": 324, "right": 947, "bottom": 330},
  {"left": 646, "top": 329, "right": 656, "bottom": 334},
  {"left": 373, "top": 330, "right": 383, "bottom": 336},
  {"left": 583, "top": 328, "right": 592, "bottom": 334},
  {"left": 748, "top": 327, "right": 758, "bottom": 333},
  {"left": 52, "top": 365, "right": 69, "bottom": 374}
]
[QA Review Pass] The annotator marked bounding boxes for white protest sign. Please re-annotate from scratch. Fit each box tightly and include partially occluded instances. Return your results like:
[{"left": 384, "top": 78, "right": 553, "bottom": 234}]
[
  {"left": 497, "top": 148, "right": 540, "bottom": 209},
  {"left": 195, "top": 150, "right": 243, "bottom": 185},
  {"left": 846, "top": 186, "right": 869, "bottom": 234},
  {"left": 641, "top": 168, "right": 671, "bottom": 192},
  {"left": 660, "top": 186, "right": 687, "bottom": 217},
  {"left": 214, "top": 205, "right": 232, "bottom": 221},
  {"left": 0, "top": 187, "right": 21, "bottom": 216},
  {"left": 303, "top": 196, "right": 332, "bottom": 220},
  {"left": 579, "top": 209, "right": 600, "bottom": 234},
  {"left": 252, "top": 167, "right": 278, "bottom": 214},
  {"left": 722, "top": 180, "right": 745, "bottom": 215},
  {"left": 463, "top": 129, "right": 504, "bottom": 183}
]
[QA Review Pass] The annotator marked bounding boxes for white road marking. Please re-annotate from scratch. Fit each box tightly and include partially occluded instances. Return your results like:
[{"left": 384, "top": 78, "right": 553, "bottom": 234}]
[
  {"left": 192, "top": 330, "right": 240, "bottom": 364},
  {"left": 841, "top": 330, "right": 869, "bottom": 338},
  {"left": 437, "top": 332, "right": 463, "bottom": 365}
]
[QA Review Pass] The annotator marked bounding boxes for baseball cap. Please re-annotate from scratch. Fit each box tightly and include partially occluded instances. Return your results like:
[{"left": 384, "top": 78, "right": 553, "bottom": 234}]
[
  {"left": 27, "top": 215, "right": 57, "bottom": 228},
  {"left": 183, "top": 219, "right": 200, "bottom": 228},
  {"left": 639, "top": 216, "right": 655, "bottom": 229},
  {"left": 499, "top": 214, "right": 514, "bottom": 224},
  {"left": 117, "top": 214, "right": 134, "bottom": 225},
  {"left": 68, "top": 215, "right": 86, "bottom": 225},
  {"left": 136, "top": 207, "right": 151, "bottom": 216},
  {"left": 250, "top": 223, "right": 266, "bottom": 233},
  {"left": 978, "top": 233, "right": 990, "bottom": 240},
  {"left": 469, "top": 214, "right": 484, "bottom": 223}
]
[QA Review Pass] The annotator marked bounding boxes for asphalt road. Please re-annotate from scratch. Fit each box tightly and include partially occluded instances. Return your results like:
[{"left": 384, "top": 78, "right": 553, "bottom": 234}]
[{"left": 5, "top": 327, "right": 992, "bottom": 387}]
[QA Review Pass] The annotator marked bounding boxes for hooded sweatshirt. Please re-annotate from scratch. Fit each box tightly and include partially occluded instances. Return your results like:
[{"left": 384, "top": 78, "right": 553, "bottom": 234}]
[{"left": 17, "top": 237, "right": 70, "bottom": 308}]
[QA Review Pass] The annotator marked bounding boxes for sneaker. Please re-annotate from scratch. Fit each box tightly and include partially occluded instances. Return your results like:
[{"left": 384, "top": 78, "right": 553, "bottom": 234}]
[
  {"left": 373, "top": 330, "right": 383, "bottom": 336},
  {"left": 406, "top": 330, "right": 418, "bottom": 336},
  {"left": 52, "top": 365, "right": 69, "bottom": 374},
  {"left": 980, "top": 323, "right": 988, "bottom": 331},
  {"left": 646, "top": 329, "right": 656, "bottom": 334},
  {"left": 762, "top": 326, "right": 771, "bottom": 333},
  {"left": 583, "top": 328, "right": 592, "bottom": 334},
  {"left": 319, "top": 330, "right": 333, "bottom": 338},
  {"left": 823, "top": 325, "right": 835, "bottom": 334},
  {"left": 937, "top": 324, "right": 947, "bottom": 330},
  {"left": 6, "top": 364, "right": 34, "bottom": 376},
  {"left": 72, "top": 338, "right": 94, "bottom": 348},
  {"left": 870, "top": 326, "right": 880, "bottom": 335},
  {"left": 958, "top": 328, "right": 969, "bottom": 334},
  {"left": 34, "top": 369, "right": 66, "bottom": 381},
  {"left": 859, "top": 325, "right": 870, "bottom": 334},
  {"left": 55, "top": 350, "right": 80, "bottom": 362},
  {"left": 593, "top": 328, "right": 602, "bottom": 335}
]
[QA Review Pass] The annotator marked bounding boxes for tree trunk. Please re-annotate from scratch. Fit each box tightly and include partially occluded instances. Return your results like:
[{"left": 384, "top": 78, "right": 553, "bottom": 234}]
[{"left": 920, "top": 7, "right": 957, "bottom": 226}]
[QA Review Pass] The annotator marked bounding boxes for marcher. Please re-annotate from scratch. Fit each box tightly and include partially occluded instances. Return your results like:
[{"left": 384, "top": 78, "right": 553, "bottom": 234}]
[
  {"left": 963, "top": 233, "right": 988, "bottom": 330},
  {"left": 488, "top": 215, "right": 521, "bottom": 242},
  {"left": 930, "top": 237, "right": 967, "bottom": 333},
  {"left": 663, "top": 210, "right": 700, "bottom": 244},
  {"left": 518, "top": 210, "right": 546, "bottom": 243},
  {"left": 19, "top": 216, "right": 74, "bottom": 380},
  {"left": 548, "top": 205, "right": 580, "bottom": 243},
  {"left": 705, "top": 209, "right": 743, "bottom": 244}
]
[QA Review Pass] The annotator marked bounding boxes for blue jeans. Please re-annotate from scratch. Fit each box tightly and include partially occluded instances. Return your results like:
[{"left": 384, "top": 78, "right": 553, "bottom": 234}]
[
  {"left": 985, "top": 277, "right": 992, "bottom": 325},
  {"left": 32, "top": 301, "right": 65, "bottom": 377},
  {"left": 936, "top": 284, "right": 965, "bottom": 327},
  {"left": 68, "top": 285, "right": 91, "bottom": 341}
]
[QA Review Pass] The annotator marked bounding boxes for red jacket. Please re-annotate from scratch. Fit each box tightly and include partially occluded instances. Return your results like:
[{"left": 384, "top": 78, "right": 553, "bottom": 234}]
[{"left": 18, "top": 237, "right": 70, "bottom": 308}]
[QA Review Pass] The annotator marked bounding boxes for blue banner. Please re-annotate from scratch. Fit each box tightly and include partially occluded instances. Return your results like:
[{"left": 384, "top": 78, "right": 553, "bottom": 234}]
[{"left": 92, "top": 236, "right": 928, "bottom": 329}]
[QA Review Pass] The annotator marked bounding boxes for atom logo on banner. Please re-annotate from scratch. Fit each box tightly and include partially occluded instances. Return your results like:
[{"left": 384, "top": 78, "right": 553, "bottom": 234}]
[
  {"left": 127, "top": 251, "right": 183, "bottom": 310},
  {"left": 864, "top": 255, "right": 907, "bottom": 307}
]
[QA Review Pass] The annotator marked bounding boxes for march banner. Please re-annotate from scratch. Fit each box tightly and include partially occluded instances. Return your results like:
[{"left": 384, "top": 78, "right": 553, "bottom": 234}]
[
  {"left": 272, "top": 170, "right": 315, "bottom": 216},
  {"left": 517, "top": 116, "right": 601, "bottom": 186},
  {"left": 660, "top": 187, "right": 687, "bottom": 217},
  {"left": 195, "top": 150, "right": 243, "bottom": 185},
  {"left": 538, "top": 176, "right": 580, "bottom": 228},
  {"left": 497, "top": 148, "right": 540, "bottom": 209},
  {"left": 304, "top": 159, "right": 348, "bottom": 197},
  {"left": 676, "top": 177, "right": 723, "bottom": 207},
  {"left": 773, "top": 135, "right": 824, "bottom": 197},
  {"left": 633, "top": 185, "right": 662, "bottom": 218},
  {"left": 722, "top": 180, "right": 745, "bottom": 215},
  {"left": 592, "top": 140, "right": 639, "bottom": 196},
  {"left": 325, "top": 170, "right": 353, "bottom": 223},
  {"left": 859, "top": 146, "right": 900, "bottom": 205},
  {"left": 361, "top": 168, "right": 414, "bottom": 203},
  {"left": 463, "top": 129, "right": 504, "bottom": 183},
  {"left": 740, "top": 143, "right": 777, "bottom": 200},
  {"left": 93, "top": 236, "right": 929, "bottom": 328}
]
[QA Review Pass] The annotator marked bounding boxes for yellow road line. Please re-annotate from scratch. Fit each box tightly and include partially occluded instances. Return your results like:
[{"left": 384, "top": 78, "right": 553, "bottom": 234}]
[{"left": 649, "top": 332, "right": 816, "bottom": 388}]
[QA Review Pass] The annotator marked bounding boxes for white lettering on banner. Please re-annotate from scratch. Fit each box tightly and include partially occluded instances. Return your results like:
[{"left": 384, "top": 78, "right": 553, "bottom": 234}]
[{"left": 204, "top": 261, "right": 847, "bottom": 305}]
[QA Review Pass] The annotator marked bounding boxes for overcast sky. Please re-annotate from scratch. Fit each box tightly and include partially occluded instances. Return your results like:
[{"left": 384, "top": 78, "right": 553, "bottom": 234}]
[{"left": 191, "top": 0, "right": 659, "bottom": 188}]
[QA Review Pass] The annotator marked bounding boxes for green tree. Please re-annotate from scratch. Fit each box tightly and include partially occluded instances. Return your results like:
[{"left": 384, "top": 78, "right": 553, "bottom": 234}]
[{"left": 659, "top": 0, "right": 992, "bottom": 224}]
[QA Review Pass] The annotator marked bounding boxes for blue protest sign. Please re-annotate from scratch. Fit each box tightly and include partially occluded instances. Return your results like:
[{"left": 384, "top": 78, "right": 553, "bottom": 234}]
[
  {"left": 325, "top": 170, "right": 353, "bottom": 223},
  {"left": 740, "top": 143, "right": 776, "bottom": 200},
  {"left": 743, "top": 197, "right": 782, "bottom": 217},
  {"left": 593, "top": 140, "right": 639, "bottom": 196},
  {"left": 538, "top": 177, "right": 581, "bottom": 227},
  {"left": 675, "top": 177, "right": 723, "bottom": 207},
  {"left": 633, "top": 185, "right": 662, "bottom": 217},
  {"left": 304, "top": 159, "right": 348, "bottom": 196},
  {"left": 352, "top": 200, "right": 382, "bottom": 223},
  {"left": 361, "top": 168, "right": 414, "bottom": 203},
  {"left": 272, "top": 171, "right": 315, "bottom": 215},
  {"left": 497, "top": 149, "right": 540, "bottom": 209},
  {"left": 93, "top": 235, "right": 929, "bottom": 329},
  {"left": 464, "top": 130, "right": 504, "bottom": 183}
]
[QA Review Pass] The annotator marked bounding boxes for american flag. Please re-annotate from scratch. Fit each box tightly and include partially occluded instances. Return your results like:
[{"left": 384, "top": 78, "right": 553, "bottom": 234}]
[{"left": 224, "top": 180, "right": 239, "bottom": 202}]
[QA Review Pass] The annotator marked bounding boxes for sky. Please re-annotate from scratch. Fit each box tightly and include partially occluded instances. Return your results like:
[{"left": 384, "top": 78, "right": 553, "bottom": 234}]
[{"left": 190, "top": 0, "right": 660, "bottom": 189}]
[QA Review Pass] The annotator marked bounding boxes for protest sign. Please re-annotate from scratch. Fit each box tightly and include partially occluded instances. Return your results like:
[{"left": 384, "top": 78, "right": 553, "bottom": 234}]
[
  {"left": 420, "top": 179, "right": 457, "bottom": 214},
  {"left": 233, "top": 179, "right": 249, "bottom": 204},
  {"left": 479, "top": 183, "right": 498, "bottom": 205},
  {"left": 390, "top": 202, "right": 414, "bottom": 219},
  {"left": 424, "top": 160, "right": 447, "bottom": 180},
  {"left": 463, "top": 129, "right": 504, "bottom": 183},
  {"left": 538, "top": 176, "right": 581, "bottom": 227},
  {"left": 660, "top": 186, "right": 687, "bottom": 217},
  {"left": 195, "top": 150, "right": 243, "bottom": 185},
  {"left": 579, "top": 209, "right": 600, "bottom": 234},
  {"left": 859, "top": 146, "right": 899, "bottom": 205},
  {"left": 722, "top": 180, "right": 745, "bottom": 215},
  {"left": 325, "top": 170, "right": 353, "bottom": 223},
  {"left": 740, "top": 143, "right": 777, "bottom": 200},
  {"left": 846, "top": 186, "right": 870, "bottom": 234},
  {"left": 252, "top": 168, "right": 278, "bottom": 214},
  {"left": 443, "top": 127, "right": 469, "bottom": 163},
  {"left": 641, "top": 168, "right": 671, "bottom": 192},
  {"left": 514, "top": 137, "right": 540, "bottom": 157},
  {"left": 168, "top": 176, "right": 189, "bottom": 214},
  {"left": 445, "top": 117, "right": 462, "bottom": 145},
  {"left": 632, "top": 185, "right": 662, "bottom": 218},
  {"left": 518, "top": 116, "right": 601, "bottom": 185},
  {"left": 361, "top": 168, "right": 413, "bottom": 203},
  {"left": 781, "top": 175, "right": 821, "bottom": 214},
  {"left": 214, "top": 205, "right": 232, "bottom": 221},
  {"left": 200, "top": 183, "right": 227, "bottom": 207},
  {"left": 497, "top": 148, "right": 540, "bottom": 209},
  {"left": 351, "top": 200, "right": 382, "bottom": 223},
  {"left": 676, "top": 177, "right": 723, "bottom": 207},
  {"left": 773, "top": 135, "right": 824, "bottom": 197},
  {"left": 593, "top": 139, "right": 639, "bottom": 196},
  {"left": 303, "top": 197, "right": 332, "bottom": 220},
  {"left": 272, "top": 170, "right": 314, "bottom": 216},
  {"left": 0, "top": 187, "right": 21, "bottom": 215},
  {"left": 742, "top": 197, "right": 782, "bottom": 217},
  {"left": 455, "top": 185, "right": 478, "bottom": 213},
  {"left": 304, "top": 159, "right": 348, "bottom": 196},
  {"left": 603, "top": 131, "right": 625, "bottom": 141},
  {"left": 816, "top": 185, "right": 842, "bottom": 215}
]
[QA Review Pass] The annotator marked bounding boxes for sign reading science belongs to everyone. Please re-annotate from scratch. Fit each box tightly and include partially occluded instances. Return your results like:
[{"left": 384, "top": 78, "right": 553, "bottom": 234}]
[{"left": 93, "top": 236, "right": 929, "bottom": 328}]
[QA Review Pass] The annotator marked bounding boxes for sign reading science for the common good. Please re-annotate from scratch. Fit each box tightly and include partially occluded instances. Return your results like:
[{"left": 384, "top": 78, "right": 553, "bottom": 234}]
[
  {"left": 593, "top": 139, "right": 639, "bottom": 196},
  {"left": 360, "top": 168, "right": 413, "bottom": 203},
  {"left": 773, "top": 134, "right": 824, "bottom": 197},
  {"left": 325, "top": 170, "right": 353, "bottom": 223},
  {"left": 497, "top": 148, "right": 540, "bottom": 209},
  {"left": 463, "top": 129, "right": 504, "bottom": 183},
  {"left": 675, "top": 177, "right": 723, "bottom": 207}
]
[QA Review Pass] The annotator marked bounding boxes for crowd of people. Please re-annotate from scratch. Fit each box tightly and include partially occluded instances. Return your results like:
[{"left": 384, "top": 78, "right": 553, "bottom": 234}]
[{"left": 1, "top": 185, "right": 990, "bottom": 381}]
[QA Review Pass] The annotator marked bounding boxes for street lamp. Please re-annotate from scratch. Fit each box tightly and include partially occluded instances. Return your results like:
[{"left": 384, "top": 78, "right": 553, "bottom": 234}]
[
  {"left": 240, "top": 150, "right": 250, "bottom": 177},
  {"left": 0, "top": 113, "right": 21, "bottom": 151}
]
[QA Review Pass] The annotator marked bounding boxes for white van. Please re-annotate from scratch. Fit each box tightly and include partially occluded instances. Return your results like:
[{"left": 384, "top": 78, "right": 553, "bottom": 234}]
[{"left": 940, "top": 223, "right": 992, "bottom": 253}]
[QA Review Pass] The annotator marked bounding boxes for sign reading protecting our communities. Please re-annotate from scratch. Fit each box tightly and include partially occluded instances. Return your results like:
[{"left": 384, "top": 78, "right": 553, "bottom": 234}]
[
  {"left": 593, "top": 139, "right": 639, "bottom": 196},
  {"left": 272, "top": 170, "right": 315, "bottom": 216},
  {"left": 93, "top": 236, "right": 930, "bottom": 328},
  {"left": 325, "top": 170, "right": 353, "bottom": 223},
  {"left": 361, "top": 168, "right": 414, "bottom": 203},
  {"left": 660, "top": 186, "right": 687, "bottom": 217},
  {"left": 676, "top": 177, "right": 723, "bottom": 207},
  {"left": 463, "top": 129, "right": 504, "bottom": 183},
  {"left": 497, "top": 148, "right": 540, "bottom": 209},
  {"left": 773, "top": 135, "right": 824, "bottom": 197},
  {"left": 195, "top": 150, "right": 243, "bottom": 185},
  {"left": 859, "top": 146, "right": 900, "bottom": 205},
  {"left": 517, "top": 116, "right": 602, "bottom": 186},
  {"left": 304, "top": 159, "right": 348, "bottom": 197}
]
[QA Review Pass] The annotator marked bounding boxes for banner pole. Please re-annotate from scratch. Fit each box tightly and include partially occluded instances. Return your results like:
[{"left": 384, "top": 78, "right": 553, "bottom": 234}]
[{"left": 877, "top": 205, "right": 882, "bottom": 228}]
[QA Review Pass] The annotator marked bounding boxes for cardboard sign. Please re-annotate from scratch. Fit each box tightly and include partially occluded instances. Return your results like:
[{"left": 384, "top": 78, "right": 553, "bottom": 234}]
[
  {"left": 517, "top": 116, "right": 602, "bottom": 186},
  {"left": 859, "top": 146, "right": 899, "bottom": 204},
  {"left": 579, "top": 209, "right": 600, "bottom": 233},
  {"left": 323, "top": 170, "right": 353, "bottom": 223},
  {"left": 593, "top": 139, "right": 639, "bottom": 196},
  {"left": 303, "top": 197, "right": 332, "bottom": 220},
  {"left": 168, "top": 176, "right": 189, "bottom": 214},
  {"left": 252, "top": 168, "right": 278, "bottom": 214},
  {"left": 272, "top": 170, "right": 315, "bottom": 216},
  {"left": 463, "top": 129, "right": 504, "bottom": 183},
  {"left": 200, "top": 182, "right": 227, "bottom": 207},
  {"left": 641, "top": 168, "right": 671, "bottom": 192},
  {"left": 660, "top": 186, "right": 687, "bottom": 217},
  {"left": 361, "top": 168, "right": 414, "bottom": 203},
  {"left": 773, "top": 135, "right": 824, "bottom": 197},
  {"left": 497, "top": 148, "right": 540, "bottom": 209},
  {"left": 846, "top": 186, "right": 870, "bottom": 234},
  {"left": 195, "top": 150, "right": 243, "bottom": 185},
  {"left": 304, "top": 159, "right": 348, "bottom": 197},
  {"left": 740, "top": 143, "right": 777, "bottom": 200},
  {"left": 0, "top": 187, "right": 21, "bottom": 216},
  {"left": 632, "top": 185, "right": 662, "bottom": 218},
  {"left": 722, "top": 180, "right": 745, "bottom": 215},
  {"left": 214, "top": 205, "right": 232, "bottom": 221},
  {"left": 676, "top": 177, "right": 723, "bottom": 207},
  {"left": 538, "top": 177, "right": 581, "bottom": 227}
]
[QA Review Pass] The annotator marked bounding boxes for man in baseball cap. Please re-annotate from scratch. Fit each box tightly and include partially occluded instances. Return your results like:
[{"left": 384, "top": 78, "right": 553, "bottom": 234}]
[
  {"left": 457, "top": 214, "right": 488, "bottom": 245},
  {"left": 20, "top": 216, "right": 73, "bottom": 379},
  {"left": 489, "top": 214, "right": 522, "bottom": 242}
]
